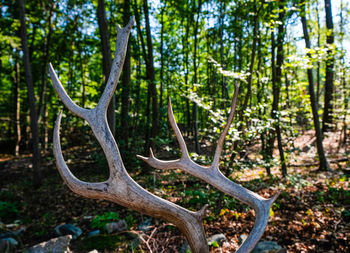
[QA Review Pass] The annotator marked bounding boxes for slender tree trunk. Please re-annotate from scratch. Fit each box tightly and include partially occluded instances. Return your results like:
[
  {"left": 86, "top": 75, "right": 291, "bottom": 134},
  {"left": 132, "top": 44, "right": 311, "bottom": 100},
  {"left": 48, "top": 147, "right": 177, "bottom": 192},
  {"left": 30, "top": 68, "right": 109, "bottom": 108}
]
[
  {"left": 14, "top": 52, "right": 21, "bottom": 156},
  {"left": 19, "top": 0, "right": 41, "bottom": 186},
  {"left": 97, "top": 0, "right": 115, "bottom": 136},
  {"left": 243, "top": 1, "right": 260, "bottom": 111},
  {"left": 322, "top": 0, "right": 335, "bottom": 132},
  {"left": 315, "top": 1, "right": 321, "bottom": 105},
  {"left": 219, "top": 1, "right": 228, "bottom": 108},
  {"left": 300, "top": 0, "right": 330, "bottom": 171},
  {"left": 38, "top": 0, "right": 55, "bottom": 151},
  {"left": 159, "top": 3, "right": 165, "bottom": 113},
  {"left": 133, "top": 0, "right": 150, "bottom": 153},
  {"left": 339, "top": 0, "right": 348, "bottom": 148},
  {"left": 274, "top": 0, "right": 287, "bottom": 176},
  {"left": 143, "top": 0, "right": 158, "bottom": 145},
  {"left": 182, "top": 14, "right": 191, "bottom": 136},
  {"left": 121, "top": 0, "right": 131, "bottom": 149},
  {"left": 193, "top": 0, "right": 202, "bottom": 154}
]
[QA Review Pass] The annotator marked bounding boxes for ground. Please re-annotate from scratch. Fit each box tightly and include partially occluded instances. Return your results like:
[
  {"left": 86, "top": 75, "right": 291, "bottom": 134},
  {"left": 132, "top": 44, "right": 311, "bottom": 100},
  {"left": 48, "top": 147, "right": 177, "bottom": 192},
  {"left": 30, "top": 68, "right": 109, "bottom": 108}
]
[{"left": 0, "top": 130, "right": 349, "bottom": 252}]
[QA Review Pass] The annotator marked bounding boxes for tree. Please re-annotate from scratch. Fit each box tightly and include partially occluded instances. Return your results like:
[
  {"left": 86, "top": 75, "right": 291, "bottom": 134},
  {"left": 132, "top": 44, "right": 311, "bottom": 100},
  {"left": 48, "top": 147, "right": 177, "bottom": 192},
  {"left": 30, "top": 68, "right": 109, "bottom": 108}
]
[
  {"left": 192, "top": 0, "right": 203, "bottom": 154},
  {"left": 322, "top": 0, "right": 335, "bottom": 132},
  {"left": 97, "top": 0, "right": 115, "bottom": 136},
  {"left": 143, "top": 0, "right": 159, "bottom": 145},
  {"left": 300, "top": 0, "right": 330, "bottom": 171},
  {"left": 121, "top": 0, "right": 132, "bottom": 149},
  {"left": 18, "top": 0, "right": 41, "bottom": 186}
]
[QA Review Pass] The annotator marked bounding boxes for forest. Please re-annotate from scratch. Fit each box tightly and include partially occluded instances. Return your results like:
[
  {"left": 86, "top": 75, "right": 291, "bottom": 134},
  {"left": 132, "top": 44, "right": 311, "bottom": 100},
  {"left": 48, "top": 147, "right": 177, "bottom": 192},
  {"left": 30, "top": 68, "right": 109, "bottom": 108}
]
[{"left": 0, "top": 0, "right": 349, "bottom": 252}]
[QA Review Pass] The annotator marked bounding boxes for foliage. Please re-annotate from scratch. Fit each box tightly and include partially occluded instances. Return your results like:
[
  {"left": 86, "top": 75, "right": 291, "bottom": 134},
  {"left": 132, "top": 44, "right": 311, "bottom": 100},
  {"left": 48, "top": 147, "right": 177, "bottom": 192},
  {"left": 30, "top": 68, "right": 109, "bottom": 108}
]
[{"left": 91, "top": 211, "right": 120, "bottom": 230}]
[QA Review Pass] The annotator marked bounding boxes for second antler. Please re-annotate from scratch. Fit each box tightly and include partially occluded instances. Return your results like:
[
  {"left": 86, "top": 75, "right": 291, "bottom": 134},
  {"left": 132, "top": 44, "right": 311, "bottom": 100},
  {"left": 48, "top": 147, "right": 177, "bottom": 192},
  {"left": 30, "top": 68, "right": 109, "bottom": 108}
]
[
  {"left": 138, "top": 82, "right": 280, "bottom": 253},
  {"left": 50, "top": 16, "right": 279, "bottom": 253}
]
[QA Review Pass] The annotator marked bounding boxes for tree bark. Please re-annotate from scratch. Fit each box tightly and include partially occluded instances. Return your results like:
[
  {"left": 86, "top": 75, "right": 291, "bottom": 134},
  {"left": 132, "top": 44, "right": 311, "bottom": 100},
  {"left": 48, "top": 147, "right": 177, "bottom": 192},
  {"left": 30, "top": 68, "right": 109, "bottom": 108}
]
[
  {"left": 322, "top": 0, "right": 335, "bottom": 132},
  {"left": 193, "top": 0, "right": 202, "bottom": 154},
  {"left": 143, "top": 0, "right": 158, "bottom": 144},
  {"left": 14, "top": 51, "right": 21, "bottom": 157},
  {"left": 159, "top": 2, "right": 165, "bottom": 113},
  {"left": 97, "top": 0, "right": 115, "bottom": 136},
  {"left": 243, "top": 1, "right": 260, "bottom": 111},
  {"left": 18, "top": 0, "right": 41, "bottom": 186},
  {"left": 133, "top": 0, "right": 151, "bottom": 153},
  {"left": 300, "top": 0, "right": 330, "bottom": 171},
  {"left": 121, "top": 0, "right": 131, "bottom": 149},
  {"left": 38, "top": 0, "right": 55, "bottom": 151},
  {"left": 272, "top": 0, "right": 287, "bottom": 176}
]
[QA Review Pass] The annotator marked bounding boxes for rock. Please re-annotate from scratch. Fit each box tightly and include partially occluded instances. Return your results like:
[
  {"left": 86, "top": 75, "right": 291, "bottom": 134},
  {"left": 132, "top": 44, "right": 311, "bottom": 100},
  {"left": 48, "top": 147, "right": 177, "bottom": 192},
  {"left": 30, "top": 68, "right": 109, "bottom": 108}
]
[
  {"left": 54, "top": 224, "right": 82, "bottom": 240},
  {"left": 251, "top": 241, "right": 286, "bottom": 253},
  {"left": 87, "top": 250, "right": 98, "bottom": 253},
  {"left": 179, "top": 240, "right": 191, "bottom": 253},
  {"left": 105, "top": 220, "right": 127, "bottom": 234},
  {"left": 25, "top": 235, "right": 72, "bottom": 253},
  {"left": 88, "top": 230, "right": 100, "bottom": 237},
  {"left": 238, "top": 234, "right": 248, "bottom": 245},
  {"left": 0, "top": 238, "right": 18, "bottom": 253},
  {"left": 0, "top": 228, "right": 26, "bottom": 240},
  {"left": 207, "top": 233, "right": 227, "bottom": 247},
  {"left": 128, "top": 236, "right": 141, "bottom": 250},
  {"left": 137, "top": 219, "right": 152, "bottom": 232}
]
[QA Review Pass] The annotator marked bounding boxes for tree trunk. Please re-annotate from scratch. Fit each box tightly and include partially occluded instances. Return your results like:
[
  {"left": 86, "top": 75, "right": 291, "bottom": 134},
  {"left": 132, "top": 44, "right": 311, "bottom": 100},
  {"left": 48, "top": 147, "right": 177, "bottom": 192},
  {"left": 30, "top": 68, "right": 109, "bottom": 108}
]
[
  {"left": 219, "top": 1, "right": 228, "bottom": 108},
  {"left": 133, "top": 0, "right": 150, "bottom": 153},
  {"left": 182, "top": 14, "right": 191, "bottom": 136},
  {"left": 322, "top": 0, "right": 335, "bottom": 132},
  {"left": 14, "top": 51, "right": 21, "bottom": 157},
  {"left": 143, "top": 0, "right": 158, "bottom": 144},
  {"left": 273, "top": 0, "right": 287, "bottom": 176},
  {"left": 38, "top": 0, "right": 55, "bottom": 151},
  {"left": 243, "top": 1, "right": 260, "bottom": 111},
  {"left": 97, "top": 0, "right": 115, "bottom": 136},
  {"left": 159, "top": 3, "right": 165, "bottom": 113},
  {"left": 193, "top": 0, "right": 202, "bottom": 154},
  {"left": 315, "top": 1, "right": 321, "bottom": 105},
  {"left": 121, "top": 0, "right": 131, "bottom": 149},
  {"left": 300, "top": 0, "right": 330, "bottom": 171},
  {"left": 18, "top": 0, "right": 41, "bottom": 186}
]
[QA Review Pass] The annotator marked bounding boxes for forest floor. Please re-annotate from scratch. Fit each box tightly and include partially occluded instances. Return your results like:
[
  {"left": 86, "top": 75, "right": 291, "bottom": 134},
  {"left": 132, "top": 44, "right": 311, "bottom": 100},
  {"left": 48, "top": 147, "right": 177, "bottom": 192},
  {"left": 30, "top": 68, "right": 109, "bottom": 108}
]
[{"left": 0, "top": 130, "right": 349, "bottom": 252}]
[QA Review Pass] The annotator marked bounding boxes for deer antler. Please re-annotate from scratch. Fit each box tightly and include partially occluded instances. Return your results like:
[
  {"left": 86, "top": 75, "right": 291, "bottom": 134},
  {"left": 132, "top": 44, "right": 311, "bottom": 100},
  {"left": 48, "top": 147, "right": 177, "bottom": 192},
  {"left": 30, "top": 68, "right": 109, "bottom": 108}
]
[
  {"left": 138, "top": 82, "right": 280, "bottom": 253},
  {"left": 50, "top": 17, "right": 208, "bottom": 253},
  {"left": 50, "top": 16, "right": 279, "bottom": 253}
]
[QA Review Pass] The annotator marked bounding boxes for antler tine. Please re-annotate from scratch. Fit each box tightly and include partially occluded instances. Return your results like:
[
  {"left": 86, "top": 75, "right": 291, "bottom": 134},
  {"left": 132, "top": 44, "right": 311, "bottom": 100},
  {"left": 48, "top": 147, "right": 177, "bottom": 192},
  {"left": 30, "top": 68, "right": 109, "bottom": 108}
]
[
  {"left": 97, "top": 16, "right": 135, "bottom": 113},
  {"left": 139, "top": 81, "right": 280, "bottom": 252},
  {"left": 212, "top": 81, "right": 239, "bottom": 169},
  {"left": 168, "top": 98, "right": 190, "bottom": 160},
  {"left": 52, "top": 17, "right": 211, "bottom": 253},
  {"left": 49, "top": 63, "right": 90, "bottom": 120},
  {"left": 53, "top": 111, "right": 110, "bottom": 198}
]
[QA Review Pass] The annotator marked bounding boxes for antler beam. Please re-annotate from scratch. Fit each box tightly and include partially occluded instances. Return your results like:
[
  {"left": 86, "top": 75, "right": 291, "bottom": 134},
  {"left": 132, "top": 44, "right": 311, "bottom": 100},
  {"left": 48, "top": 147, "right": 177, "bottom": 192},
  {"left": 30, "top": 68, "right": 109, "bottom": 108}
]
[
  {"left": 50, "top": 17, "right": 208, "bottom": 253},
  {"left": 138, "top": 82, "right": 280, "bottom": 253},
  {"left": 50, "top": 14, "right": 279, "bottom": 253}
]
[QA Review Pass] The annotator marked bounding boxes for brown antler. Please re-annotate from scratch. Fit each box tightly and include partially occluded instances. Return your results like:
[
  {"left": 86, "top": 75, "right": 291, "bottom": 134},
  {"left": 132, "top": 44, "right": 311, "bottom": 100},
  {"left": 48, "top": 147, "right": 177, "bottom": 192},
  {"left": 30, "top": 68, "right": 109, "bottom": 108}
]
[
  {"left": 50, "top": 16, "right": 279, "bottom": 253},
  {"left": 50, "top": 17, "right": 208, "bottom": 253},
  {"left": 138, "top": 82, "right": 280, "bottom": 253}
]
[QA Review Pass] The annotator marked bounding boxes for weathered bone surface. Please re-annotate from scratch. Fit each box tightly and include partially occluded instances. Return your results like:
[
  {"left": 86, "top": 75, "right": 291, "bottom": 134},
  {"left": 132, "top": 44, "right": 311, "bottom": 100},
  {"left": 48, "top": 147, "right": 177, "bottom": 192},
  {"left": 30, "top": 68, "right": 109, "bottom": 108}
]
[{"left": 50, "top": 16, "right": 279, "bottom": 253}]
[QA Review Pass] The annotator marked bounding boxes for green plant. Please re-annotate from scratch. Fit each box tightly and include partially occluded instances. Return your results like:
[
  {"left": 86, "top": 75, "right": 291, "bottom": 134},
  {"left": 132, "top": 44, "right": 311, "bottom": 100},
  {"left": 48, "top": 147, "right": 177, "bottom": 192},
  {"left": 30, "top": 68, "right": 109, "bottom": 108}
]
[
  {"left": 0, "top": 201, "right": 19, "bottom": 222},
  {"left": 91, "top": 211, "right": 120, "bottom": 230}
]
